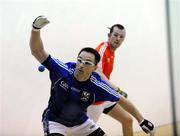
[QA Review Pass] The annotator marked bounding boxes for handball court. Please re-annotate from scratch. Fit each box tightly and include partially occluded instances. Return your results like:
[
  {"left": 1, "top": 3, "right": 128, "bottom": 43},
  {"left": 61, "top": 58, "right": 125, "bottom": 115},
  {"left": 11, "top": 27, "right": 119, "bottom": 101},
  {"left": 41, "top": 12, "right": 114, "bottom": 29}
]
[
  {"left": 97, "top": 114, "right": 175, "bottom": 136},
  {"left": 1, "top": 0, "right": 179, "bottom": 136}
]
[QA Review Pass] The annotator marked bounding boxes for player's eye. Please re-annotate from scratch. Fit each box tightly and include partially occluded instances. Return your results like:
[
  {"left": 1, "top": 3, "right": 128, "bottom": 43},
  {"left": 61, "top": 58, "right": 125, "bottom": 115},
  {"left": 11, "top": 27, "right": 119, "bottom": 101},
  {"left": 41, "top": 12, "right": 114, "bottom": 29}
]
[
  {"left": 114, "top": 34, "right": 118, "bottom": 37},
  {"left": 77, "top": 57, "right": 95, "bottom": 66},
  {"left": 77, "top": 58, "right": 82, "bottom": 63},
  {"left": 120, "top": 35, "right": 124, "bottom": 38},
  {"left": 84, "top": 61, "right": 94, "bottom": 66}
]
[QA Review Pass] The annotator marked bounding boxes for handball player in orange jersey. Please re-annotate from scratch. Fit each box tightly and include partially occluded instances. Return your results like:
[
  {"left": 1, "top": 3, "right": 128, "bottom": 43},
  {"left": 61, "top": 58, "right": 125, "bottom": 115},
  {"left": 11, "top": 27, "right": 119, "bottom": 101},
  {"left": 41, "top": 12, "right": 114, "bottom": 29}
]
[{"left": 87, "top": 24, "right": 134, "bottom": 136}]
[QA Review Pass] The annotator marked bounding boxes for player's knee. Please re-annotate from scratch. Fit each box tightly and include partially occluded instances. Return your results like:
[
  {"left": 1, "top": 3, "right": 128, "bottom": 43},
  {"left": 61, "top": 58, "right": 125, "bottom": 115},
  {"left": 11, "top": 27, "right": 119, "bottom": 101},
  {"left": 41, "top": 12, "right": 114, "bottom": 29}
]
[
  {"left": 122, "top": 115, "right": 133, "bottom": 125},
  {"left": 87, "top": 128, "right": 106, "bottom": 136}
]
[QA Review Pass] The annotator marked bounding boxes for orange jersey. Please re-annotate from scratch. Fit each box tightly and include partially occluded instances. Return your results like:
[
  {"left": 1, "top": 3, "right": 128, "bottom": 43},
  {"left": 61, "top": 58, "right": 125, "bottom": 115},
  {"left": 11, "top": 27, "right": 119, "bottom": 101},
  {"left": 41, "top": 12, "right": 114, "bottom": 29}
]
[
  {"left": 93, "top": 42, "right": 115, "bottom": 105},
  {"left": 96, "top": 42, "right": 115, "bottom": 79}
]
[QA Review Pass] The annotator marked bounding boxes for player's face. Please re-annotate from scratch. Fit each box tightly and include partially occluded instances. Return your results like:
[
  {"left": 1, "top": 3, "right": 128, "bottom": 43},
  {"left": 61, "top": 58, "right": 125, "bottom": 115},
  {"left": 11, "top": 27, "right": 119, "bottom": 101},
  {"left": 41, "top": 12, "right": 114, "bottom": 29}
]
[
  {"left": 108, "top": 26, "right": 126, "bottom": 51},
  {"left": 74, "top": 51, "right": 97, "bottom": 81}
]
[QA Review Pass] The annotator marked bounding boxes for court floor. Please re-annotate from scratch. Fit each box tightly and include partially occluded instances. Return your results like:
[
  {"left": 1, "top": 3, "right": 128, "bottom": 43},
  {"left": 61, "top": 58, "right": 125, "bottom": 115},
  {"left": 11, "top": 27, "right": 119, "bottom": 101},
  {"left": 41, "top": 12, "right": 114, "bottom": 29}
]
[
  {"left": 97, "top": 114, "right": 174, "bottom": 136},
  {"left": 134, "top": 124, "right": 173, "bottom": 136}
]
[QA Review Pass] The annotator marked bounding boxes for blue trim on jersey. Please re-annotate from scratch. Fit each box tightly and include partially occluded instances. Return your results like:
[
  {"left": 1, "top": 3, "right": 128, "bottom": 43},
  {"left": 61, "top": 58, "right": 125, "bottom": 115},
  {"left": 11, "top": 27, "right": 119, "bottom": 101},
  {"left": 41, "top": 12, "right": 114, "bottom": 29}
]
[
  {"left": 54, "top": 59, "right": 69, "bottom": 71},
  {"left": 41, "top": 56, "right": 120, "bottom": 127}
]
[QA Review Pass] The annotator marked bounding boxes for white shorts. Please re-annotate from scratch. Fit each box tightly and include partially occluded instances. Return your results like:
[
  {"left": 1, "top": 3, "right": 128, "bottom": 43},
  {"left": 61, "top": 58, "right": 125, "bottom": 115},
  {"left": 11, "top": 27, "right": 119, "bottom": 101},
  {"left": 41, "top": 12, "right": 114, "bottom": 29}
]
[
  {"left": 43, "top": 118, "right": 99, "bottom": 136},
  {"left": 87, "top": 101, "right": 116, "bottom": 122}
]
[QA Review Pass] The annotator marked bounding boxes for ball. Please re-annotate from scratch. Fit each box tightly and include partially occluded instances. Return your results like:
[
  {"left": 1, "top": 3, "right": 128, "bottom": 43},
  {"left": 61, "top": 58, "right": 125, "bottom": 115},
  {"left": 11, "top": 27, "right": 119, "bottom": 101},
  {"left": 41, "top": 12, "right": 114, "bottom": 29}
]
[{"left": 38, "top": 65, "right": 45, "bottom": 72}]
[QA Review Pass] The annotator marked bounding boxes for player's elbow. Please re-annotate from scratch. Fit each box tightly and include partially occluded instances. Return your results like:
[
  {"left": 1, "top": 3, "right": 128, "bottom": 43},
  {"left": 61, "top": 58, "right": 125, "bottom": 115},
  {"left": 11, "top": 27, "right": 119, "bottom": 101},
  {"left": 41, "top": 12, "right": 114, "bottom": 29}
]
[
  {"left": 30, "top": 49, "right": 40, "bottom": 58},
  {"left": 30, "top": 49, "right": 48, "bottom": 63}
]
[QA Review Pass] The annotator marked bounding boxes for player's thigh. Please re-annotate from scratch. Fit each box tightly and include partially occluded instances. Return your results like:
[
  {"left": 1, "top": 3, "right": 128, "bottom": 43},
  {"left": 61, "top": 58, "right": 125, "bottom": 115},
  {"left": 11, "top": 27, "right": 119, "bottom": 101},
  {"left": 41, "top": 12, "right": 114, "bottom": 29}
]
[
  {"left": 108, "top": 104, "right": 132, "bottom": 123},
  {"left": 71, "top": 118, "right": 100, "bottom": 136}
]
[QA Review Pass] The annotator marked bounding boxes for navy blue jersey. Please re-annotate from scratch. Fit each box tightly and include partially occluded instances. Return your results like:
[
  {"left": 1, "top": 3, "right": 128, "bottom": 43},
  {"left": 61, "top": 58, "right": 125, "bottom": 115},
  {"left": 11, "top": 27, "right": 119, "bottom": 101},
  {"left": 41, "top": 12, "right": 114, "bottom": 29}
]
[{"left": 42, "top": 55, "right": 120, "bottom": 127}]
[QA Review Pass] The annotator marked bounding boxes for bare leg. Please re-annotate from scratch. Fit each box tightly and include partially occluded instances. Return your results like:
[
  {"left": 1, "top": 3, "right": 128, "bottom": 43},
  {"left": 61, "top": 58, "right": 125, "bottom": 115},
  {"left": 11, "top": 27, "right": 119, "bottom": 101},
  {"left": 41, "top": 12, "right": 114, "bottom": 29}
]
[{"left": 108, "top": 104, "right": 133, "bottom": 136}]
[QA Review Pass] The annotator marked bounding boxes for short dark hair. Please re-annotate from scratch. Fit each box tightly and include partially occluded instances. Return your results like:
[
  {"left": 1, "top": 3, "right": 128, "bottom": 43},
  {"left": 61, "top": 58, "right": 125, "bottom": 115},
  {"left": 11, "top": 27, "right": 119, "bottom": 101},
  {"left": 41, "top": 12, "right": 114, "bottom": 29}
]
[
  {"left": 78, "top": 47, "right": 100, "bottom": 65},
  {"left": 109, "top": 24, "right": 125, "bottom": 34}
]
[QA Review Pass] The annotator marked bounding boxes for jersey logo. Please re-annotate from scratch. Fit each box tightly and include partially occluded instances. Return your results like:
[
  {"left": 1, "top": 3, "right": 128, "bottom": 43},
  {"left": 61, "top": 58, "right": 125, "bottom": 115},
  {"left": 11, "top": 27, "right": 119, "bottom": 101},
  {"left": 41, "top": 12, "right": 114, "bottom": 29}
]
[
  {"left": 59, "top": 80, "right": 69, "bottom": 90},
  {"left": 81, "top": 91, "right": 90, "bottom": 102}
]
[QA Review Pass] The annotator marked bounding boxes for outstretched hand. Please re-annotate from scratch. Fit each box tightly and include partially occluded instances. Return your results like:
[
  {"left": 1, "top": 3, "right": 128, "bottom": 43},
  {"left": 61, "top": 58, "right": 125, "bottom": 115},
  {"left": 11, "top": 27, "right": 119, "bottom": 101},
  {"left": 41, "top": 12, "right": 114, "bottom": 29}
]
[
  {"left": 139, "top": 119, "right": 155, "bottom": 135},
  {"left": 117, "top": 88, "right": 128, "bottom": 98},
  {"left": 32, "top": 16, "right": 50, "bottom": 31}
]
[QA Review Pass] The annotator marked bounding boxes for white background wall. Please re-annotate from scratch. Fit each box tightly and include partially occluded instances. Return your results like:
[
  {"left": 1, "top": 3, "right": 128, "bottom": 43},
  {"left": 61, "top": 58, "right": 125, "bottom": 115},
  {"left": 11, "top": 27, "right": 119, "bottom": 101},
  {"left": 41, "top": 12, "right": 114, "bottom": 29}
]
[
  {"left": 1, "top": 0, "right": 173, "bottom": 135},
  {"left": 169, "top": 0, "right": 180, "bottom": 134}
]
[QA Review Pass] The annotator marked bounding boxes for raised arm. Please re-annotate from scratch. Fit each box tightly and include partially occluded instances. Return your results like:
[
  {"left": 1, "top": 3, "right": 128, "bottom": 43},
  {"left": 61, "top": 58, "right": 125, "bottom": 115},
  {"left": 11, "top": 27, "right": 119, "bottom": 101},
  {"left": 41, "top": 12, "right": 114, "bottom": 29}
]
[
  {"left": 29, "top": 16, "right": 50, "bottom": 63},
  {"left": 117, "top": 97, "right": 155, "bottom": 135}
]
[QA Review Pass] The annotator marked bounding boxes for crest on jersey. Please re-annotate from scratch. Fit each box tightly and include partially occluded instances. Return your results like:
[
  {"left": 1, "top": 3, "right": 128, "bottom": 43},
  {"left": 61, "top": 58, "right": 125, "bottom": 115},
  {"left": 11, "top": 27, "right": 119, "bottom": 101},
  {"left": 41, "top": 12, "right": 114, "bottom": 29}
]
[{"left": 81, "top": 91, "right": 90, "bottom": 102}]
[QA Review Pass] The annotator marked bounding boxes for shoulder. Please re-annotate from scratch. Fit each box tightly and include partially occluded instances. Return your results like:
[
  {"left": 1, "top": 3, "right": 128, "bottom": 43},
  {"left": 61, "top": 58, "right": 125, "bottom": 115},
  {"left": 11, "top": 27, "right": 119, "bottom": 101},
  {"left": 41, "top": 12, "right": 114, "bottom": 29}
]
[
  {"left": 96, "top": 42, "right": 107, "bottom": 51},
  {"left": 90, "top": 73, "right": 107, "bottom": 89},
  {"left": 64, "top": 62, "right": 76, "bottom": 74},
  {"left": 96, "top": 42, "right": 109, "bottom": 56},
  {"left": 90, "top": 74, "right": 120, "bottom": 98},
  {"left": 65, "top": 62, "right": 76, "bottom": 68},
  {"left": 89, "top": 72, "right": 101, "bottom": 88},
  {"left": 45, "top": 56, "right": 74, "bottom": 73},
  {"left": 91, "top": 72, "right": 101, "bottom": 80}
]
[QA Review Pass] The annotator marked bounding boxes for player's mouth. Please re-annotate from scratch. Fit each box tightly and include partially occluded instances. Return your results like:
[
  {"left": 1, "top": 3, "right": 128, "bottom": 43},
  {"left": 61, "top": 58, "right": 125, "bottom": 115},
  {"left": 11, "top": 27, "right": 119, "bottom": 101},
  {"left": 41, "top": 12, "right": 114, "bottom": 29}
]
[{"left": 114, "top": 41, "right": 120, "bottom": 45}]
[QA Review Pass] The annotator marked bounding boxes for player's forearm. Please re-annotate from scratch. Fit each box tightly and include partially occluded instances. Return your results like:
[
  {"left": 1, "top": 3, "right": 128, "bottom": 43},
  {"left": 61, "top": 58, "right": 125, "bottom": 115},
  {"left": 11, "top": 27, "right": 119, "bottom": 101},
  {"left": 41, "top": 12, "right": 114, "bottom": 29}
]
[
  {"left": 30, "top": 30, "right": 49, "bottom": 63},
  {"left": 30, "top": 30, "right": 42, "bottom": 53},
  {"left": 118, "top": 97, "right": 144, "bottom": 123}
]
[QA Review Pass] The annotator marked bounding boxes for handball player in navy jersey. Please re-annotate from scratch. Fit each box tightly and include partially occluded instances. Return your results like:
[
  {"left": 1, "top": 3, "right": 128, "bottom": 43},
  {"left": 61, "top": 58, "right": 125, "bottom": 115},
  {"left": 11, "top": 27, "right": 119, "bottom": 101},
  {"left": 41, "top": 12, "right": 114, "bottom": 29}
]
[{"left": 29, "top": 16, "right": 154, "bottom": 136}]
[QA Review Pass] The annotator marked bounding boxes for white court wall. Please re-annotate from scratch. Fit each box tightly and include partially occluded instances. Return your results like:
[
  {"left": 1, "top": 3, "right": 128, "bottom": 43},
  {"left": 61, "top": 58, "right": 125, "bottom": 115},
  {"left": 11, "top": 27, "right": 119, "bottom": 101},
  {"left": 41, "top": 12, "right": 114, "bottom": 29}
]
[{"left": 1, "top": 0, "right": 172, "bottom": 135}]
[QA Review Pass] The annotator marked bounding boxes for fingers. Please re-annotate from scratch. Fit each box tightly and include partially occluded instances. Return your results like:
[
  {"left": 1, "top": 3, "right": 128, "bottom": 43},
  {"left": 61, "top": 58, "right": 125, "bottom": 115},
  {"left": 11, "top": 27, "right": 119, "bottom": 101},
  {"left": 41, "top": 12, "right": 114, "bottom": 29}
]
[{"left": 32, "top": 15, "right": 50, "bottom": 31}]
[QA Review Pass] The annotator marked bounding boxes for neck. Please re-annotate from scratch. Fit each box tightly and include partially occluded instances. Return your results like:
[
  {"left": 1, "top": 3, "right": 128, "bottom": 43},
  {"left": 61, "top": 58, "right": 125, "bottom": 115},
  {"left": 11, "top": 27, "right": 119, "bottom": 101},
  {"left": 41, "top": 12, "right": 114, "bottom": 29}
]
[
  {"left": 74, "top": 72, "right": 90, "bottom": 82},
  {"left": 110, "top": 46, "right": 116, "bottom": 51},
  {"left": 107, "top": 42, "right": 115, "bottom": 52}
]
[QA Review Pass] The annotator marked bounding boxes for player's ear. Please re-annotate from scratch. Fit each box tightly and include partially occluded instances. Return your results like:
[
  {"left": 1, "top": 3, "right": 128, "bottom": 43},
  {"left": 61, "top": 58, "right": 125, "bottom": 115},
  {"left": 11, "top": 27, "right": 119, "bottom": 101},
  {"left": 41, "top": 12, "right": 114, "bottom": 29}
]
[{"left": 93, "top": 65, "right": 98, "bottom": 71}]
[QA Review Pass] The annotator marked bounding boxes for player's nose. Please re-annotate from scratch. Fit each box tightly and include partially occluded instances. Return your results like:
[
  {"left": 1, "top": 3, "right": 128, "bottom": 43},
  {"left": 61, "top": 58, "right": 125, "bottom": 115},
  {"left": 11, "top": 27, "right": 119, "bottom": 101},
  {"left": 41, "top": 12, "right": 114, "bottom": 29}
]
[{"left": 79, "top": 62, "right": 85, "bottom": 67}]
